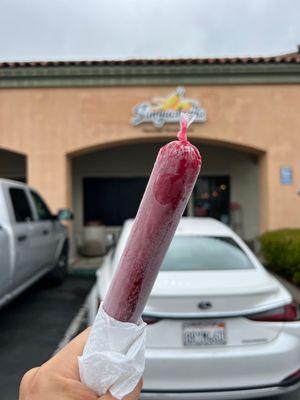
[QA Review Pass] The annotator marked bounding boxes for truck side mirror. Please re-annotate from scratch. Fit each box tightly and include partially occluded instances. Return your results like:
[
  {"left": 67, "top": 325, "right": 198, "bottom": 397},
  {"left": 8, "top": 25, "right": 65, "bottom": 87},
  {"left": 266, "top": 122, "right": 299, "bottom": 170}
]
[{"left": 57, "top": 208, "right": 74, "bottom": 221}]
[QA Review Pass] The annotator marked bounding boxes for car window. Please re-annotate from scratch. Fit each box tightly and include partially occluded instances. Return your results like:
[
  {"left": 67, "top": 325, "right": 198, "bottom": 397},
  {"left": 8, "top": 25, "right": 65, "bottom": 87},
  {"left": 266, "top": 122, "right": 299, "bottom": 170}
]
[
  {"left": 30, "top": 191, "right": 52, "bottom": 221},
  {"left": 161, "top": 236, "right": 254, "bottom": 271},
  {"left": 9, "top": 188, "right": 33, "bottom": 223}
]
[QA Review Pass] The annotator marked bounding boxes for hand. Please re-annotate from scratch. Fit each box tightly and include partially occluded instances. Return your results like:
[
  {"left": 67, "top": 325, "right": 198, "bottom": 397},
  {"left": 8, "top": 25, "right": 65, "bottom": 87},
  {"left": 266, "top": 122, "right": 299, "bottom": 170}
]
[{"left": 19, "top": 328, "right": 142, "bottom": 400}]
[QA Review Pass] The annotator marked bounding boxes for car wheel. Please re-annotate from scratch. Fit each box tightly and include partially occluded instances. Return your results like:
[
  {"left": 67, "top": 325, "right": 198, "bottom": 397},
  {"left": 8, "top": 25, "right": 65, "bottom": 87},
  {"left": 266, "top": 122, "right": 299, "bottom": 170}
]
[{"left": 46, "top": 242, "right": 69, "bottom": 285}]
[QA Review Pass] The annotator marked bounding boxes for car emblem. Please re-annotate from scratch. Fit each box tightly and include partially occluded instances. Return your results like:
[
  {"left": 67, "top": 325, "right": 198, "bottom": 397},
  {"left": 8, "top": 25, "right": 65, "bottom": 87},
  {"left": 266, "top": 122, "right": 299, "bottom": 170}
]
[{"left": 198, "top": 301, "right": 212, "bottom": 310}]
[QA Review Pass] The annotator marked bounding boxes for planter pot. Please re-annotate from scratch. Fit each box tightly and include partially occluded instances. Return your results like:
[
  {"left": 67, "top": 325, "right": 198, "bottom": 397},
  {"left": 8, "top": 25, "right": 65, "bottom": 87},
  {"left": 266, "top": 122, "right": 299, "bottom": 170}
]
[{"left": 80, "top": 226, "right": 106, "bottom": 257}]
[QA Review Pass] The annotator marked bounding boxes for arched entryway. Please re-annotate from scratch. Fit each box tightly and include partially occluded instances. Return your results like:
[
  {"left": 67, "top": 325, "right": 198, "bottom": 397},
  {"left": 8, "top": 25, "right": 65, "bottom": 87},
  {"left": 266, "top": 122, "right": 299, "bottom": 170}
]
[
  {"left": 0, "top": 149, "right": 27, "bottom": 182},
  {"left": 70, "top": 139, "right": 263, "bottom": 254}
]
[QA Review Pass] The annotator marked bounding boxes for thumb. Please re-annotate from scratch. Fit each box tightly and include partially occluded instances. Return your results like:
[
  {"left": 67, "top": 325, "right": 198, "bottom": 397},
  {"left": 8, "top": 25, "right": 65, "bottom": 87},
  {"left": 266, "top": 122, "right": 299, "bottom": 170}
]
[{"left": 45, "top": 328, "right": 91, "bottom": 379}]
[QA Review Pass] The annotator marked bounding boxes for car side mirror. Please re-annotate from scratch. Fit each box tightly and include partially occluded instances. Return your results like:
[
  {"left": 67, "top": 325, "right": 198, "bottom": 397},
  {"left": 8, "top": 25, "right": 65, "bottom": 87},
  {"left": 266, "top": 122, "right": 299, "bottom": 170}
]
[{"left": 57, "top": 208, "right": 74, "bottom": 221}]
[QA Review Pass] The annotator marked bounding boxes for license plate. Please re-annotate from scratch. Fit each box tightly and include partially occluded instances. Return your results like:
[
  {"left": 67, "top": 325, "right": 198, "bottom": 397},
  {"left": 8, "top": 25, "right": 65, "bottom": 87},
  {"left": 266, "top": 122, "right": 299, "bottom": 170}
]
[{"left": 183, "top": 321, "right": 226, "bottom": 346}]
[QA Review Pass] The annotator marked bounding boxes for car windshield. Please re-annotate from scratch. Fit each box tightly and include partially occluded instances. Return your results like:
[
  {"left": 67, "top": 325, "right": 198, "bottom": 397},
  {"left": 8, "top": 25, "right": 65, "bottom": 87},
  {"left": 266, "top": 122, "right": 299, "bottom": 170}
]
[{"left": 161, "top": 236, "right": 254, "bottom": 271}]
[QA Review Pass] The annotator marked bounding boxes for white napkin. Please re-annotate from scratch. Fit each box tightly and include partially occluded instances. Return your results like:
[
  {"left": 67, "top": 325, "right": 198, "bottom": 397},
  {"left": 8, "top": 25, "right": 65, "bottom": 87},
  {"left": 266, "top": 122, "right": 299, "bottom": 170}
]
[{"left": 78, "top": 305, "right": 146, "bottom": 399}]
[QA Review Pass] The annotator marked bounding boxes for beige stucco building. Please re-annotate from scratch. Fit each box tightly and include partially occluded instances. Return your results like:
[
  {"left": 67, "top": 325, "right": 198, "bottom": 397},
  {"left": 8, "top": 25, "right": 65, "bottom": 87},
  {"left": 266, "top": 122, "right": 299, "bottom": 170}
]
[{"left": 0, "top": 55, "right": 299, "bottom": 251}]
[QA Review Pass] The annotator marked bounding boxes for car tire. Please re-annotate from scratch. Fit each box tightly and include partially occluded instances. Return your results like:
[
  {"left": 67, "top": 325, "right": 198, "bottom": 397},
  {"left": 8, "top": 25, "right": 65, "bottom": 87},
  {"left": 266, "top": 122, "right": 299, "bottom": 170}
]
[{"left": 46, "top": 242, "right": 69, "bottom": 285}]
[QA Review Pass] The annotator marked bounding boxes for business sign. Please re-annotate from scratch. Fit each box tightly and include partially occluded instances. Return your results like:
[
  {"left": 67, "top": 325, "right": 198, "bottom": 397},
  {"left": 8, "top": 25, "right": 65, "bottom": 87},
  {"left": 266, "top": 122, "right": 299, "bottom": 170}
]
[
  {"left": 280, "top": 166, "right": 293, "bottom": 185},
  {"left": 131, "top": 87, "right": 206, "bottom": 128}
]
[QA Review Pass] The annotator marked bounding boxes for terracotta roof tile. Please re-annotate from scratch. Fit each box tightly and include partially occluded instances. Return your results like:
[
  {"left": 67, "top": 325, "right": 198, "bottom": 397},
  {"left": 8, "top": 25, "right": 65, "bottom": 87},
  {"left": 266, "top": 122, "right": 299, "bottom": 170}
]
[{"left": 0, "top": 55, "right": 300, "bottom": 68}]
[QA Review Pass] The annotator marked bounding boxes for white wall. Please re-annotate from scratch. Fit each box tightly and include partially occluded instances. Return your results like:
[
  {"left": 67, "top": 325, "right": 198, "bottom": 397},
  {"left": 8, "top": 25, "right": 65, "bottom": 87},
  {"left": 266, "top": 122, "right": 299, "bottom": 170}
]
[{"left": 72, "top": 142, "right": 260, "bottom": 242}]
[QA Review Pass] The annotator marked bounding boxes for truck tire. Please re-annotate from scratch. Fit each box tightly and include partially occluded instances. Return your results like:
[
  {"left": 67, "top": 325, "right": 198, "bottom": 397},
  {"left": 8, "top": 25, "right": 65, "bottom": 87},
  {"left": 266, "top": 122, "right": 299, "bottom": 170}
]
[{"left": 46, "top": 242, "right": 69, "bottom": 285}]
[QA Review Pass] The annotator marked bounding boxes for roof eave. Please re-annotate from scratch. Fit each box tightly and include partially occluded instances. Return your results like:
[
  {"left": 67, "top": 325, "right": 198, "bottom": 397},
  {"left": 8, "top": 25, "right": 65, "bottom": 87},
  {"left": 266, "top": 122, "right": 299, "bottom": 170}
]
[{"left": 1, "top": 62, "right": 300, "bottom": 88}]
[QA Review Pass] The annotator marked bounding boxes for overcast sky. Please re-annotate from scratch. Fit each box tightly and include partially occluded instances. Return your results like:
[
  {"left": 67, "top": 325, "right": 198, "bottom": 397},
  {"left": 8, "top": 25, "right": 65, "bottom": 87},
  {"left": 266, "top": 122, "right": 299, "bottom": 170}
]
[{"left": 0, "top": 0, "right": 299, "bottom": 62}]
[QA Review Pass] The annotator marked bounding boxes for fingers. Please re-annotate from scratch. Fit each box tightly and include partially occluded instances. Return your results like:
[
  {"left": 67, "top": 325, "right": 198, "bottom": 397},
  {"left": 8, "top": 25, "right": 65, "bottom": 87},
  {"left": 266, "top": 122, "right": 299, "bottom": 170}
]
[
  {"left": 99, "top": 379, "right": 143, "bottom": 400},
  {"left": 20, "top": 371, "right": 99, "bottom": 400},
  {"left": 59, "top": 378, "right": 100, "bottom": 400}
]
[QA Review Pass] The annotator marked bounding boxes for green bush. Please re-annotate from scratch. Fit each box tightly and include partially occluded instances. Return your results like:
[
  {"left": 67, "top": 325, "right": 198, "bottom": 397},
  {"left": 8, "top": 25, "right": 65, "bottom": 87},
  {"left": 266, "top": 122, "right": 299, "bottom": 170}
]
[{"left": 260, "top": 229, "right": 300, "bottom": 284}]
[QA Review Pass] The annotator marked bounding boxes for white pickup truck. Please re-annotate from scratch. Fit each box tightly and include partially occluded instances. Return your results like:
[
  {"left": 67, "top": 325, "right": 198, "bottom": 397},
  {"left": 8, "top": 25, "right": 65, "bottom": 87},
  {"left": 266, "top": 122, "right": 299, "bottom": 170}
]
[{"left": 0, "top": 178, "right": 72, "bottom": 308}]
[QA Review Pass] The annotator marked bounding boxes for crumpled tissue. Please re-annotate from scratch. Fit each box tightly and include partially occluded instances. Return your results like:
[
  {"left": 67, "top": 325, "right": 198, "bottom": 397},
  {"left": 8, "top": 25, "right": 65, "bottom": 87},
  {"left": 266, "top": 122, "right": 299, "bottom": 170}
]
[{"left": 78, "top": 305, "right": 146, "bottom": 399}]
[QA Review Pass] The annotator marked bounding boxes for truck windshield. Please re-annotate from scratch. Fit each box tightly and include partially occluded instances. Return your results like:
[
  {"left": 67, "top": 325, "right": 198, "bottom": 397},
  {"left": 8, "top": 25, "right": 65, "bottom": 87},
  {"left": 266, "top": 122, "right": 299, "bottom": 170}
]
[{"left": 161, "top": 236, "right": 254, "bottom": 271}]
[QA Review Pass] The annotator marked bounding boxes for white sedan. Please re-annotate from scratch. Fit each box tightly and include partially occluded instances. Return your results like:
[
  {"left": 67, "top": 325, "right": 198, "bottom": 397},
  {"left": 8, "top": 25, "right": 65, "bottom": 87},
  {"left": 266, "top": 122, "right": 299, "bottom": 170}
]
[{"left": 88, "top": 217, "right": 300, "bottom": 399}]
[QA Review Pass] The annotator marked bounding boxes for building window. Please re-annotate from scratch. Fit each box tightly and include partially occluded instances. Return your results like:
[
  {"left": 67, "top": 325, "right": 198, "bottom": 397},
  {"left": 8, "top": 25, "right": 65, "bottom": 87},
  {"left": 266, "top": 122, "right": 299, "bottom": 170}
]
[
  {"left": 83, "top": 176, "right": 225, "bottom": 227},
  {"left": 83, "top": 177, "right": 148, "bottom": 226},
  {"left": 193, "top": 176, "right": 230, "bottom": 224}
]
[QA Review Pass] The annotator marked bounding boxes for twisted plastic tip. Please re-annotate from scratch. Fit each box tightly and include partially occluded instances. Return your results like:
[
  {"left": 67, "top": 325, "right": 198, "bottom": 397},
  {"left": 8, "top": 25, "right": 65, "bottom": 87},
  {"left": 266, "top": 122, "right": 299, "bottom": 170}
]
[{"left": 177, "top": 113, "right": 196, "bottom": 143}]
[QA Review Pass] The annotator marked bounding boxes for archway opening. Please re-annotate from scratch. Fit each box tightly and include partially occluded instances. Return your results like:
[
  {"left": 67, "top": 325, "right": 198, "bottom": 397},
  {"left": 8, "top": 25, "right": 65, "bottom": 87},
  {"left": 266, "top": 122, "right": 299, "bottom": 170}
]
[
  {"left": 71, "top": 140, "right": 262, "bottom": 255},
  {"left": 0, "top": 149, "right": 27, "bottom": 182}
]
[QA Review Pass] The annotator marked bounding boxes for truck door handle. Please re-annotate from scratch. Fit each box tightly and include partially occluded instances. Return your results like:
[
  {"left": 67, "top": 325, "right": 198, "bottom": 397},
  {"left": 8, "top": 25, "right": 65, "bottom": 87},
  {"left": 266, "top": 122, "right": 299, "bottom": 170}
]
[
  {"left": 42, "top": 229, "right": 49, "bottom": 235},
  {"left": 18, "top": 234, "right": 27, "bottom": 242}
]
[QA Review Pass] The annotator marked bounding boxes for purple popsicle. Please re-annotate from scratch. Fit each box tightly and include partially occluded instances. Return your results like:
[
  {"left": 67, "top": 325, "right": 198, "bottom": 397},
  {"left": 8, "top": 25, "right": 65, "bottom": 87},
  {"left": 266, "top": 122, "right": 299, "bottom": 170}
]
[{"left": 102, "top": 114, "right": 202, "bottom": 323}]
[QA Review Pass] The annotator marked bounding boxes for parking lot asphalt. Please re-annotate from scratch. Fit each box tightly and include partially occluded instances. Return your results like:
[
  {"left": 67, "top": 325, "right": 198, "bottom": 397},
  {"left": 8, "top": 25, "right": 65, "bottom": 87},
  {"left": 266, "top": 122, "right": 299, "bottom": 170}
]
[{"left": 0, "top": 274, "right": 95, "bottom": 400}]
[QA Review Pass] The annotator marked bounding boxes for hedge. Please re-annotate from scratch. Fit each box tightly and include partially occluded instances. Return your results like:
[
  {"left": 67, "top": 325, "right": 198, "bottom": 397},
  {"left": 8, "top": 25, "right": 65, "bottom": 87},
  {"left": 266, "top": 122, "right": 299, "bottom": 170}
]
[{"left": 260, "top": 229, "right": 300, "bottom": 284}]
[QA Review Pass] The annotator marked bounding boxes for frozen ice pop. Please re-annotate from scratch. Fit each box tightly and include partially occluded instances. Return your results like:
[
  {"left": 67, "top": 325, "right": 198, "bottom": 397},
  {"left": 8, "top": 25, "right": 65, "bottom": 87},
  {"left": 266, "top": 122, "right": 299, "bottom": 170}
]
[{"left": 102, "top": 114, "right": 202, "bottom": 323}]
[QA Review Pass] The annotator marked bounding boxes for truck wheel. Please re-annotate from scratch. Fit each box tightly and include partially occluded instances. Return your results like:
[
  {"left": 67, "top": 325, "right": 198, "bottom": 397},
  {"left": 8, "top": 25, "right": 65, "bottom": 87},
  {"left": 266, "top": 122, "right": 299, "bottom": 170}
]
[{"left": 46, "top": 243, "right": 69, "bottom": 285}]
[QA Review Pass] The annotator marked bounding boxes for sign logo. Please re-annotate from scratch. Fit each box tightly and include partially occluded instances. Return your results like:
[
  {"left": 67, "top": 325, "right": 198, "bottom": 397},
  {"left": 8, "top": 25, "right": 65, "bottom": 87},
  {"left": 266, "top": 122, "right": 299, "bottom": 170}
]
[
  {"left": 131, "top": 87, "right": 206, "bottom": 128},
  {"left": 198, "top": 301, "right": 213, "bottom": 310},
  {"left": 280, "top": 166, "right": 293, "bottom": 185}
]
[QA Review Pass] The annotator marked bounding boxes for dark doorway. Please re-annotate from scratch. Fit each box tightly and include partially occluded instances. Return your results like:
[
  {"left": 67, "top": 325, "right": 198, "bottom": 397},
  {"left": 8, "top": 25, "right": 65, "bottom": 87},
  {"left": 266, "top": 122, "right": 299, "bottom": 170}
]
[
  {"left": 193, "top": 176, "right": 230, "bottom": 224},
  {"left": 83, "top": 176, "right": 225, "bottom": 228},
  {"left": 83, "top": 177, "right": 148, "bottom": 226},
  {"left": 0, "top": 149, "right": 27, "bottom": 183},
  {"left": 3, "top": 177, "right": 26, "bottom": 183}
]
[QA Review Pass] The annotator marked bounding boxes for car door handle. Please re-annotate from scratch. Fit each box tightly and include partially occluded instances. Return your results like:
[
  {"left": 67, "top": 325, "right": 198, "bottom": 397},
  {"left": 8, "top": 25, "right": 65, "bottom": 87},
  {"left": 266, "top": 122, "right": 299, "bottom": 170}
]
[
  {"left": 42, "top": 229, "right": 49, "bottom": 235},
  {"left": 18, "top": 234, "right": 27, "bottom": 242}
]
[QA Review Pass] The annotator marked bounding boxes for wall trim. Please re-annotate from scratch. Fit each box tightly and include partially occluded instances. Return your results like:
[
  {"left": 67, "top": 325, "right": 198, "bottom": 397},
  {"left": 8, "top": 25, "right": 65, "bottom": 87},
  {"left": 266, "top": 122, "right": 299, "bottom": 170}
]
[{"left": 1, "top": 64, "right": 300, "bottom": 88}]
